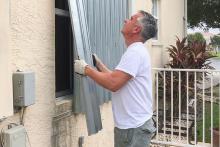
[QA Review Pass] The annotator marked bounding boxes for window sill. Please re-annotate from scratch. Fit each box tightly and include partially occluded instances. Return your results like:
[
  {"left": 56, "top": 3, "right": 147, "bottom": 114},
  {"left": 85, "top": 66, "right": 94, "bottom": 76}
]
[
  {"left": 53, "top": 95, "right": 73, "bottom": 121},
  {"left": 55, "top": 94, "right": 73, "bottom": 103},
  {"left": 151, "top": 40, "right": 163, "bottom": 47}
]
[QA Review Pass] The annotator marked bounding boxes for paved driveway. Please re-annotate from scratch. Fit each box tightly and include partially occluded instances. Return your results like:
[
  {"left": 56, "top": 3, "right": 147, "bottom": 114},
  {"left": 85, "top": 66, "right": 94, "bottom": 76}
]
[
  {"left": 210, "top": 58, "right": 220, "bottom": 70},
  {"left": 210, "top": 58, "right": 220, "bottom": 86},
  {"left": 197, "top": 58, "right": 220, "bottom": 88}
]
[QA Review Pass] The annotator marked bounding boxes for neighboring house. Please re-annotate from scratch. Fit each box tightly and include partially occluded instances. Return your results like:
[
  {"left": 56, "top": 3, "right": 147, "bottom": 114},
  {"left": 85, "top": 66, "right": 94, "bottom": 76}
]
[
  {"left": 202, "top": 32, "right": 220, "bottom": 52},
  {"left": 0, "top": 0, "right": 186, "bottom": 147},
  {"left": 202, "top": 32, "right": 215, "bottom": 45}
]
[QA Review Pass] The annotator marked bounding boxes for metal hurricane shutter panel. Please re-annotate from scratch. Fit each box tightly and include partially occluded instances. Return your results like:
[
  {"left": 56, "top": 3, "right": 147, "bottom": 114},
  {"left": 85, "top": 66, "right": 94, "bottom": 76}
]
[{"left": 68, "top": 0, "right": 129, "bottom": 135}]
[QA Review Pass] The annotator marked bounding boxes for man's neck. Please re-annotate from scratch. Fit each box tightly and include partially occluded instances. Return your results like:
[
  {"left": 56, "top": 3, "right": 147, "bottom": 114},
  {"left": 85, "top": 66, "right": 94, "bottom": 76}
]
[
  {"left": 124, "top": 35, "right": 144, "bottom": 47},
  {"left": 125, "top": 38, "right": 143, "bottom": 47}
]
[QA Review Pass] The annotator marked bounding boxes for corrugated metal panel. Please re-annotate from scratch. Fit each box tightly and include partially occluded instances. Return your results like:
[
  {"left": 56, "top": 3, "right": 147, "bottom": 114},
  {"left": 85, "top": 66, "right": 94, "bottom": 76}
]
[
  {"left": 84, "top": 0, "right": 129, "bottom": 104},
  {"left": 68, "top": 0, "right": 129, "bottom": 135},
  {"left": 68, "top": 0, "right": 102, "bottom": 135}
]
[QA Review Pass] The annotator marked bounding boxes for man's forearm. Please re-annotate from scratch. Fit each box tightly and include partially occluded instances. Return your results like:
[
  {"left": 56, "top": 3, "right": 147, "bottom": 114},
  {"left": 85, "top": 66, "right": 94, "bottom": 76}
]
[
  {"left": 96, "top": 62, "right": 112, "bottom": 73},
  {"left": 85, "top": 66, "right": 119, "bottom": 92}
]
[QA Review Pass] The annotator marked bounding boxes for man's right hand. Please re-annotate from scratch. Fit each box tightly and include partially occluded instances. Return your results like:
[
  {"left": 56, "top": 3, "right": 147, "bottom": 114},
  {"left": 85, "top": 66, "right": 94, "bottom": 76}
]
[
  {"left": 92, "top": 54, "right": 102, "bottom": 71},
  {"left": 92, "top": 54, "right": 112, "bottom": 73}
]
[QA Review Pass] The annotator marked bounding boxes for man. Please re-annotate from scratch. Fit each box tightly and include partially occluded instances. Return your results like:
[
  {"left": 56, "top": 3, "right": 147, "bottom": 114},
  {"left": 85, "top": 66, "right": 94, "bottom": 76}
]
[{"left": 74, "top": 10, "right": 157, "bottom": 147}]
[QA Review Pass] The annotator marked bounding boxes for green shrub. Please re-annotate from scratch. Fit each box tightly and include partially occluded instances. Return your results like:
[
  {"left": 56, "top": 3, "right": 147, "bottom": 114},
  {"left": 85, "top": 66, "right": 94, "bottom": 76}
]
[{"left": 158, "top": 37, "right": 215, "bottom": 116}]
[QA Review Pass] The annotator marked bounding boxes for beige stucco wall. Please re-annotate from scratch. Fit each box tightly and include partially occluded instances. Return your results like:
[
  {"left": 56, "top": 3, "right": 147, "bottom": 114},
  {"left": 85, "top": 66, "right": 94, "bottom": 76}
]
[
  {"left": 0, "top": 0, "right": 114, "bottom": 147},
  {"left": 53, "top": 100, "right": 114, "bottom": 147},
  {"left": 0, "top": 0, "right": 13, "bottom": 119},
  {"left": 0, "top": 0, "right": 56, "bottom": 146},
  {"left": 132, "top": 0, "right": 187, "bottom": 68},
  {"left": 159, "top": 0, "right": 187, "bottom": 65},
  {"left": 0, "top": 0, "right": 186, "bottom": 147}
]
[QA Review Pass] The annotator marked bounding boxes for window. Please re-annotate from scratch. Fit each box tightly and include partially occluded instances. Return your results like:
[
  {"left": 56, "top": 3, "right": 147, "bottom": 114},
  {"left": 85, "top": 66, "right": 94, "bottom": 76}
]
[
  {"left": 55, "top": 0, "right": 129, "bottom": 135},
  {"left": 55, "top": 0, "right": 73, "bottom": 98},
  {"left": 152, "top": 0, "right": 159, "bottom": 40}
]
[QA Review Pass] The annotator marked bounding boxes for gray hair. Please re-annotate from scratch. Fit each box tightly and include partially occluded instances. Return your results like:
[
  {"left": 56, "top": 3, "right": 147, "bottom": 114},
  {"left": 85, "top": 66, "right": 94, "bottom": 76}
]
[{"left": 138, "top": 10, "right": 158, "bottom": 42}]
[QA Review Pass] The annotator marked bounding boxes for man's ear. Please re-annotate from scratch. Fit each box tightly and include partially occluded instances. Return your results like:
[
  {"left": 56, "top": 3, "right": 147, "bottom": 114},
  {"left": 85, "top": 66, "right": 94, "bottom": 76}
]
[{"left": 133, "top": 25, "right": 142, "bottom": 34}]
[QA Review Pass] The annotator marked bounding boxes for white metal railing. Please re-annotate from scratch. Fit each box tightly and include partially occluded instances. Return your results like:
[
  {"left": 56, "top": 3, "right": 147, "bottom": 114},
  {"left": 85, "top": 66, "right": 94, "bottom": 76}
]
[{"left": 152, "top": 68, "right": 220, "bottom": 147}]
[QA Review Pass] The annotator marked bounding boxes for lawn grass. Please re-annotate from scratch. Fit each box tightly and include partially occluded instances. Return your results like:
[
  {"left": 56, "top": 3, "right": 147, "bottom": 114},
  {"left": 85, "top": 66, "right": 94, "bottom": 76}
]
[
  {"left": 210, "top": 51, "right": 220, "bottom": 59},
  {"left": 213, "top": 84, "right": 220, "bottom": 100},
  {"left": 205, "top": 84, "right": 220, "bottom": 102},
  {"left": 197, "top": 102, "right": 220, "bottom": 143}
]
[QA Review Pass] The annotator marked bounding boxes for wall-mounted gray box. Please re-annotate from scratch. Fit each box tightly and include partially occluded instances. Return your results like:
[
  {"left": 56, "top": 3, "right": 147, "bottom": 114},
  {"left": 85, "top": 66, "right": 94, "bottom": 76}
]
[
  {"left": 3, "top": 125, "right": 26, "bottom": 147},
  {"left": 13, "top": 71, "right": 35, "bottom": 107}
]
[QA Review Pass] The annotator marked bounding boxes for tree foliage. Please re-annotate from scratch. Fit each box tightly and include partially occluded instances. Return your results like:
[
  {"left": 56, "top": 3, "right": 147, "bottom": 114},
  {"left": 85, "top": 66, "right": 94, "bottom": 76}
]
[
  {"left": 187, "top": 32, "right": 206, "bottom": 44},
  {"left": 211, "top": 35, "right": 220, "bottom": 47},
  {"left": 188, "top": 0, "right": 220, "bottom": 28}
]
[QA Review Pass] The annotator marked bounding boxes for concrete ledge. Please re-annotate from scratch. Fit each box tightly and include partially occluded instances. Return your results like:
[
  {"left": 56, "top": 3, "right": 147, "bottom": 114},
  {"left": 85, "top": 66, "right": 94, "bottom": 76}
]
[
  {"left": 53, "top": 96, "right": 73, "bottom": 121},
  {"left": 151, "top": 40, "right": 163, "bottom": 47}
]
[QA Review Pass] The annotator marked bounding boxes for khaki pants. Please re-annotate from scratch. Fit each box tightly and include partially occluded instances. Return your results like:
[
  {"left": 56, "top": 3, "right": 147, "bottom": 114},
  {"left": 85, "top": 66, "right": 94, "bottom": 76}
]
[{"left": 114, "top": 119, "right": 156, "bottom": 147}]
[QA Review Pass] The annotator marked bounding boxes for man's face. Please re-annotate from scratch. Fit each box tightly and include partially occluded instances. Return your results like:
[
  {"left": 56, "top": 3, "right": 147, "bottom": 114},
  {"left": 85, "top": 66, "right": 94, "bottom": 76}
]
[{"left": 121, "top": 12, "right": 143, "bottom": 35}]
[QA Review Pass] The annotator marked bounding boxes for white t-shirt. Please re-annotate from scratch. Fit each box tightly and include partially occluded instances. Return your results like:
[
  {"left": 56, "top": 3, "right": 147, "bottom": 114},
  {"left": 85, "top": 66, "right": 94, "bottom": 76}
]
[{"left": 112, "top": 42, "right": 153, "bottom": 129}]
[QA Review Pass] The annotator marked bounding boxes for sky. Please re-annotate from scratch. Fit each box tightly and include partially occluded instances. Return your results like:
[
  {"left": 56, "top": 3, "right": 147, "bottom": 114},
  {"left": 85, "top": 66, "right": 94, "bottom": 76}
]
[{"left": 188, "top": 27, "right": 220, "bottom": 35}]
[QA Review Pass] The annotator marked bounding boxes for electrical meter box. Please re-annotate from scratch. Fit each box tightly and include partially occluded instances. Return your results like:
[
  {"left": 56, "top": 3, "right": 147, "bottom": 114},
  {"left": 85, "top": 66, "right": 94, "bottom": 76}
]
[
  {"left": 3, "top": 125, "right": 26, "bottom": 147},
  {"left": 13, "top": 71, "right": 35, "bottom": 107}
]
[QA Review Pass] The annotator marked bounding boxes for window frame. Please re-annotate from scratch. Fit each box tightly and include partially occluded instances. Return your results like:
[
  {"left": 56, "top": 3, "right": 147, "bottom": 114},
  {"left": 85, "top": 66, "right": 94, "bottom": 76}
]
[
  {"left": 55, "top": 3, "right": 74, "bottom": 98},
  {"left": 151, "top": 0, "right": 160, "bottom": 41}
]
